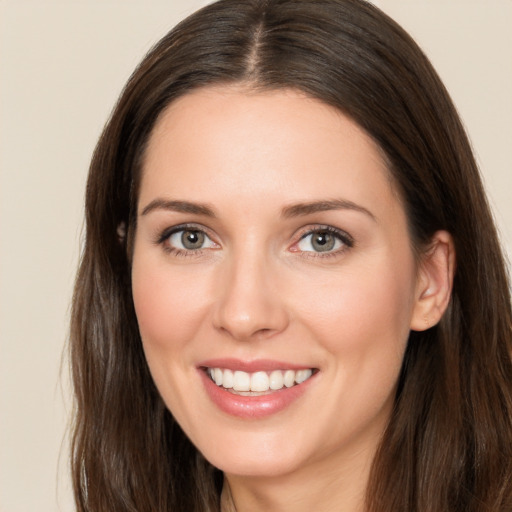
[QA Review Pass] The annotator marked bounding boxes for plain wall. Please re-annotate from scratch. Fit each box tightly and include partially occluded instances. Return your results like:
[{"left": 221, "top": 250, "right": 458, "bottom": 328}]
[{"left": 0, "top": 1, "right": 510, "bottom": 511}]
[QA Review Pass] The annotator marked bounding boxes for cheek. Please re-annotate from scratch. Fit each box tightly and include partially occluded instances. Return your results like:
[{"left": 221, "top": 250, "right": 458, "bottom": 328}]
[
  {"left": 298, "top": 261, "right": 415, "bottom": 432},
  {"left": 131, "top": 256, "right": 211, "bottom": 355},
  {"left": 293, "top": 257, "right": 415, "bottom": 378},
  {"left": 131, "top": 253, "right": 215, "bottom": 426}
]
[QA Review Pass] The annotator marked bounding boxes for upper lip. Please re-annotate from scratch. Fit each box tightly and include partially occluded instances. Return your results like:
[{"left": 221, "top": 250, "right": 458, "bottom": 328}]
[{"left": 197, "top": 358, "right": 315, "bottom": 373}]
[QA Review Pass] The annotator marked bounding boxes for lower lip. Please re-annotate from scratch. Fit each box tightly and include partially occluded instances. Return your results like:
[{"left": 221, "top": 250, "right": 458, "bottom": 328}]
[{"left": 199, "top": 370, "right": 315, "bottom": 419}]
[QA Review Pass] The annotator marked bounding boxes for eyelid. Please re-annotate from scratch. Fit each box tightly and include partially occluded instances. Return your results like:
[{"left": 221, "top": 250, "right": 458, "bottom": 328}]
[
  {"left": 290, "top": 225, "right": 354, "bottom": 255},
  {"left": 154, "top": 223, "right": 353, "bottom": 258},
  {"left": 155, "top": 223, "right": 220, "bottom": 251}
]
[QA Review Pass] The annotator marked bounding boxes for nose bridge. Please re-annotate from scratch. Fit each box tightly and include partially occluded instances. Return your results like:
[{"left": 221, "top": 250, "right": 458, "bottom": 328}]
[{"left": 213, "top": 239, "right": 288, "bottom": 341}]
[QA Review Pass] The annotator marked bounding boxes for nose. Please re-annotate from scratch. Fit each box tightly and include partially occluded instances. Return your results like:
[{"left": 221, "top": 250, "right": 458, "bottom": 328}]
[{"left": 212, "top": 251, "right": 289, "bottom": 342}]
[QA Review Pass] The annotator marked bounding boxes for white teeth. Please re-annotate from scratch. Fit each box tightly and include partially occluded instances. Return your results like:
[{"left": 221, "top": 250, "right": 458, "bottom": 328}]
[
  {"left": 284, "top": 370, "right": 295, "bottom": 388},
  {"left": 207, "top": 367, "right": 314, "bottom": 392},
  {"left": 222, "top": 369, "right": 234, "bottom": 389},
  {"left": 233, "top": 370, "right": 250, "bottom": 391},
  {"left": 269, "top": 370, "right": 284, "bottom": 390},
  {"left": 214, "top": 368, "right": 223, "bottom": 386},
  {"left": 295, "top": 369, "right": 313, "bottom": 384},
  {"left": 250, "top": 371, "right": 270, "bottom": 392}
]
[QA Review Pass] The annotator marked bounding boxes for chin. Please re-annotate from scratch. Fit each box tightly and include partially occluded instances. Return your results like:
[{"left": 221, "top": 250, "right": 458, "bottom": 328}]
[
  {"left": 211, "top": 453, "right": 302, "bottom": 479},
  {"left": 195, "top": 428, "right": 314, "bottom": 479}
]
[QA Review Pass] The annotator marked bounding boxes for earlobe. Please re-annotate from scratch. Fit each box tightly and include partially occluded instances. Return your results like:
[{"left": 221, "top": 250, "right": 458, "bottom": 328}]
[{"left": 410, "top": 230, "right": 455, "bottom": 331}]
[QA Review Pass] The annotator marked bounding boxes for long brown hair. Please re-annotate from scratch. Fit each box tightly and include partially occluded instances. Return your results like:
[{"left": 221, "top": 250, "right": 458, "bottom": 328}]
[{"left": 70, "top": 1, "right": 512, "bottom": 510}]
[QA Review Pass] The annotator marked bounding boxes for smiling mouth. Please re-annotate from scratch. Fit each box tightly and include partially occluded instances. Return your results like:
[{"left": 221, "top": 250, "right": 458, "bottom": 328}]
[{"left": 204, "top": 367, "right": 316, "bottom": 395}]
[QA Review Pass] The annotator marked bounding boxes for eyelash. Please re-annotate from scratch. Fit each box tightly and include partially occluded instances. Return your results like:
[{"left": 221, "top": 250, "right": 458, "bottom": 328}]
[
  {"left": 155, "top": 224, "right": 354, "bottom": 259},
  {"left": 293, "top": 225, "right": 354, "bottom": 259},
  {"left": 156, "top": 223, "right": 217, "bottom": 257}
]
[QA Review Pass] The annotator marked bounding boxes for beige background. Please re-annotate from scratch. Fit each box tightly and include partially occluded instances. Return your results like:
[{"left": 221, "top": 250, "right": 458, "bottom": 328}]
[{"left": 1, "top": 1, "right": 510, "bottom": 511}]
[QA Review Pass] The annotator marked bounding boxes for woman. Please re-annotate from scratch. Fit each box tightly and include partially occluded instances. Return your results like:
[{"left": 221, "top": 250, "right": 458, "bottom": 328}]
[{"left": 70, "top": 0, "right": 512, "bottom": 510}]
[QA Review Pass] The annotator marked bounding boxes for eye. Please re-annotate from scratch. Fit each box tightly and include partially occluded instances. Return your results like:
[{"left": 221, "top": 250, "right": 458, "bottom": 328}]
[
  {"left": 160, "top": 226, "right": 218, "bottom": 253},
  {"left": 295, "top": 227, "right": 352, "bottom": 254},
  {"left": 168, "top": 229, "right": 216, "bottom": 251}
]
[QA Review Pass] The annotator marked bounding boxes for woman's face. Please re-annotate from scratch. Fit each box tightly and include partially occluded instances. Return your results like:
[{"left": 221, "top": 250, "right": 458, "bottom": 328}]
[{"left": 132, "top": 86, "right": 426, "bottom": 479}]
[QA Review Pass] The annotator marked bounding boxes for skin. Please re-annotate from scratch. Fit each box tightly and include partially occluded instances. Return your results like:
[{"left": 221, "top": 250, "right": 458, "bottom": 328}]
[{"left": 131, "top": 86, "right": 454, "bottom": 512}]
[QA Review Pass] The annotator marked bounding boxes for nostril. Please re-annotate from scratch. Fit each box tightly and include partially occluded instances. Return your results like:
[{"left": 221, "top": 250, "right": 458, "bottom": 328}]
[{"left": 216, "top": 324, "right": 278, "bottom": 341}]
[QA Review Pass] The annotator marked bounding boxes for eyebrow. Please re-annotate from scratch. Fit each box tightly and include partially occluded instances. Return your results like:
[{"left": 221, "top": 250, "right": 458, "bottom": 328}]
[
  {"left": 140, "top": 197, "right": 375, "bottom": 221},
  {"left": 281, "top": 199, "right": 376, "bottom": 221},
  {"left": 140, "top": 199, "right": 216, "bottom": 217}
]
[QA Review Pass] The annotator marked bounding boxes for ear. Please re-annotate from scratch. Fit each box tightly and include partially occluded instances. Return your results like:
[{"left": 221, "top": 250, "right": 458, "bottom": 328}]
[
  {"left": 117, "top": 222, "right": 127, "bottom": 243},
  {"left": 410, "top": 230, "right": 456, "bottom": 331}
]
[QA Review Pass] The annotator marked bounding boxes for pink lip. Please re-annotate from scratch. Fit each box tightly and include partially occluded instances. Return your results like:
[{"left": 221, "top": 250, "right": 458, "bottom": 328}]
[
  {"left": 197, "top": 360, "right": 317, "bottom": 419},
  {"left": 197, "top": 358, "right": 311, "bottom": 372}
]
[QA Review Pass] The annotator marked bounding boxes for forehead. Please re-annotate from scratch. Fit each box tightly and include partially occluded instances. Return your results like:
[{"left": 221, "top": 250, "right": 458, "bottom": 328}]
[{"left": 139, "top": 86, "right": 401, "bottom": 222}]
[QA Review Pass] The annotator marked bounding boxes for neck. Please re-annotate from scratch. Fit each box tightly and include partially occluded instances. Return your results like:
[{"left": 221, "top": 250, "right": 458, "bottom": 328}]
[{"left": 221, "top": 446, "right": 373, "bottom": 512}]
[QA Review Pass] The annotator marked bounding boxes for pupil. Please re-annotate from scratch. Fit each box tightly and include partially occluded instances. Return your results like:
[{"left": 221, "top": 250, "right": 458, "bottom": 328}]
[
  {"left": 312, "top": 232, "right": 335, "bottom": 252},
  {"left": 182, "top": 230, "right": 204, "bottom": 249}
]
